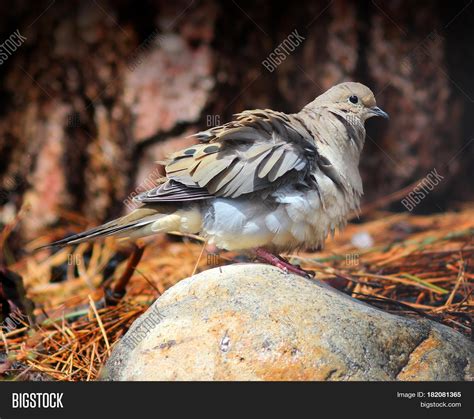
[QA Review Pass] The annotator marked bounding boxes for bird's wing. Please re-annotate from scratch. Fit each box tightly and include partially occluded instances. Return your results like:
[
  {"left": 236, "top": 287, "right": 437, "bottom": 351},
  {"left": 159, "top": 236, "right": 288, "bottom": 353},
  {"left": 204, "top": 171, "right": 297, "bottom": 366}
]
[
  {"left": 136, "top": 109, "right": 319, "bottom": 203},
  {"left": 135, "top": 179, "right": 214, "bottom": 202}
]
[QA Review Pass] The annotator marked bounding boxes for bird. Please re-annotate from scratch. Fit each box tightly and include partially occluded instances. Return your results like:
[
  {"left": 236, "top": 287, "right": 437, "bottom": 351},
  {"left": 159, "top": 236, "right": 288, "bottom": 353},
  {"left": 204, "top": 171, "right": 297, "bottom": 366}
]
[{"left": 44, "top": 82, "right": 388, "bottom": 277}]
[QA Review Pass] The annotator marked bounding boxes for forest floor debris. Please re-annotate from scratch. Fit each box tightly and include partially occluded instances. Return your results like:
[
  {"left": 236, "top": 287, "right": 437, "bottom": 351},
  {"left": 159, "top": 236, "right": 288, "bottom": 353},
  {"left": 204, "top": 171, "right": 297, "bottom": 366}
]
[{"left": 0, "top": 206, "right": 472, "bottom": 381}]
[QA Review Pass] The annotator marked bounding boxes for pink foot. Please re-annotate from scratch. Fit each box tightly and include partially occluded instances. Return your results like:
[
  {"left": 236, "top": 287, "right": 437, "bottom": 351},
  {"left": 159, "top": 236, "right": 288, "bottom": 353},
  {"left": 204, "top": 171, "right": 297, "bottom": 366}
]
[{"left": 255, "top": 248, "right": 314, "bottom": 278}]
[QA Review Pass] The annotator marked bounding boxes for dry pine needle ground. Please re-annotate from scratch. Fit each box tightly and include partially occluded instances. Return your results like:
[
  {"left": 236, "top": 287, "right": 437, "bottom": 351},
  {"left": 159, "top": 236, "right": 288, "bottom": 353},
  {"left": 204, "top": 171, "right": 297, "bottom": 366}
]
[{"left": 0, "top": 206, "right": 472, "bottom": 381}]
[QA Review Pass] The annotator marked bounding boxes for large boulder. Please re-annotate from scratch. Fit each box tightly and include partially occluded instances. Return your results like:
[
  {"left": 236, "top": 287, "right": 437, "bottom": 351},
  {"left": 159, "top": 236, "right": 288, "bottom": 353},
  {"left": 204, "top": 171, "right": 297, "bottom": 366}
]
[{"left": 101, "top": 264, "right": 472, "bottom": 381}]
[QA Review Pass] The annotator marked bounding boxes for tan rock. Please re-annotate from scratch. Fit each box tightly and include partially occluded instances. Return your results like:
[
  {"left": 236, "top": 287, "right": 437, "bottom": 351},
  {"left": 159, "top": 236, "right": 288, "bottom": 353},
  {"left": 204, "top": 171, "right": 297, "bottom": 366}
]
[{"left": 102, "top": 264, "right": 472, "bottom": 381}]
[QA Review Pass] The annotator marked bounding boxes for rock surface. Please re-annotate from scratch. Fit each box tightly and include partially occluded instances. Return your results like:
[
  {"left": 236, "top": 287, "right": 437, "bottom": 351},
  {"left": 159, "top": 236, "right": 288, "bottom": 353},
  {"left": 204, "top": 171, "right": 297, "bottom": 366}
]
[{"left": 102, "top": 264, "right": 473, "bottom": 381}]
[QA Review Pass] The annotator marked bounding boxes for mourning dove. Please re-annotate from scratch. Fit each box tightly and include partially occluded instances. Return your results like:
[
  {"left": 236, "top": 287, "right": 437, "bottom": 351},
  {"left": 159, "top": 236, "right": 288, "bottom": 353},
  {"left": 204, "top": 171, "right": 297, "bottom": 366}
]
[{"left": 45, "top": 82, "right": 388, "bottom": 276}]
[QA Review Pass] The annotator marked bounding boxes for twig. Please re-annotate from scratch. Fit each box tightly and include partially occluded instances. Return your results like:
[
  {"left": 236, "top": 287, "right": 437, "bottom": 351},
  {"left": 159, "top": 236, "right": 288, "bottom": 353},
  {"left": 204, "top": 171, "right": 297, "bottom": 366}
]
[
  {"left": 192, "top": 240, "right": 208, "bottom": 276},
  {"left": 88, "top": 295, "right": 110, "bottom": 356},
  {"left": 105, "top": 244, "right": 145, "bottom": 305}
]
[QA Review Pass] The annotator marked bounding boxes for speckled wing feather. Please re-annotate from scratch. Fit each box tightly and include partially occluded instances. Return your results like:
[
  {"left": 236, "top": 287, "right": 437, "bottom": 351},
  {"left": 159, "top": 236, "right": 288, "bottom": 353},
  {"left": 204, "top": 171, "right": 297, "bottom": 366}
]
[
  {"left": 136, "top": 110, "right": 320, "bottom": 203},
  {"left": 136, "top": 179, "right": 213, "bottom": 203}
]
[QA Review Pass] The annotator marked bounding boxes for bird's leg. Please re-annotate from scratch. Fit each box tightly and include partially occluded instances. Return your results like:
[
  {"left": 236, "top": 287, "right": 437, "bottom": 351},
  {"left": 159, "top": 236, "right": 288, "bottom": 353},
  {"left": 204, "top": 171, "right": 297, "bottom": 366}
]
[{"left": 255, "top": 248, "right": 314, "bottom": 278}]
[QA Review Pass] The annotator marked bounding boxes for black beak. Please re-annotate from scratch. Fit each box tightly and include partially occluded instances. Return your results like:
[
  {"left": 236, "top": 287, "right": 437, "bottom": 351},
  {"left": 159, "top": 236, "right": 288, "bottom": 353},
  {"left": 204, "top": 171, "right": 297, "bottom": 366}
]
[{"left": 370, "top": 106, "right": 389, "bottom": 119}]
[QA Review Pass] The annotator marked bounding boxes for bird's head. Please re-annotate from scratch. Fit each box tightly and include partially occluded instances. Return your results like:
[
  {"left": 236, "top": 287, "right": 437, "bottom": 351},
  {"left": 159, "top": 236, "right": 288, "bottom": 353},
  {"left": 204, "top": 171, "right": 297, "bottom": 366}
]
[
  {"left": 302, "top": 82, "right": 388, "bottom": 192},
  {"left": 306, "top": 81, "right": 389, "bottom": 123}
]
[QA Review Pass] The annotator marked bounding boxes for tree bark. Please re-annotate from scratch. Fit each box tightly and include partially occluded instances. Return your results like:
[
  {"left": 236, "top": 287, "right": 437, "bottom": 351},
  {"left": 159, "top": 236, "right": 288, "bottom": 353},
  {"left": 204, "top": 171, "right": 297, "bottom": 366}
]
[{"left": 0, "top": 0, "right": 472, "bottom": 248}]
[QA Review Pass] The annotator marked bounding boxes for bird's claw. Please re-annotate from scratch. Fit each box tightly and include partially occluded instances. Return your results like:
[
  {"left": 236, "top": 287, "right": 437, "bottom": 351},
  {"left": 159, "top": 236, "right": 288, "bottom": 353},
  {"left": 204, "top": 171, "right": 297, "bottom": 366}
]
[{"left": 255, "top": 248, "right": 315, "bottom": 278}]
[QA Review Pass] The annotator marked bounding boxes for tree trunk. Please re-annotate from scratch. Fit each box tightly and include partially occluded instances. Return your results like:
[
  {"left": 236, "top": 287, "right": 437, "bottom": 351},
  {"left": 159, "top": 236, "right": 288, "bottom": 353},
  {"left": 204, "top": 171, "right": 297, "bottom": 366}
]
[{"left": 0, "top": 0, "right": 472, "bottom": 249}]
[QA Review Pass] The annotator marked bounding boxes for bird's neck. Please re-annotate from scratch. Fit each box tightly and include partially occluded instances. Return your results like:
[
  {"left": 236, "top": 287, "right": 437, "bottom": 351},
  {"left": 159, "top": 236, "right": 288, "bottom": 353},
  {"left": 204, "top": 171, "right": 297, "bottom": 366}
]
[{"left": 301, "top": 107, "right": 365, "bottom": 198}]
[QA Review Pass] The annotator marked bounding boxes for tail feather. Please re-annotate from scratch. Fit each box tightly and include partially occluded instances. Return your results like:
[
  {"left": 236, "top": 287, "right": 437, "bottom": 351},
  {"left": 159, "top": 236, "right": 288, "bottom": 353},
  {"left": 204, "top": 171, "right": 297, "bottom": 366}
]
[{"left": 36, "top": 208, "right": 164, "bottom": 249}]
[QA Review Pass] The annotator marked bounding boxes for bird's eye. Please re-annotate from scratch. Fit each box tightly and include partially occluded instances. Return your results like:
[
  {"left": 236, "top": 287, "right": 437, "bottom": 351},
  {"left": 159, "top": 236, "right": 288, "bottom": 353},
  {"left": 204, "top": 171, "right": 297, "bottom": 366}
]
[{"left": 348, "top": 95, "right": 359, "bottom": 104}]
